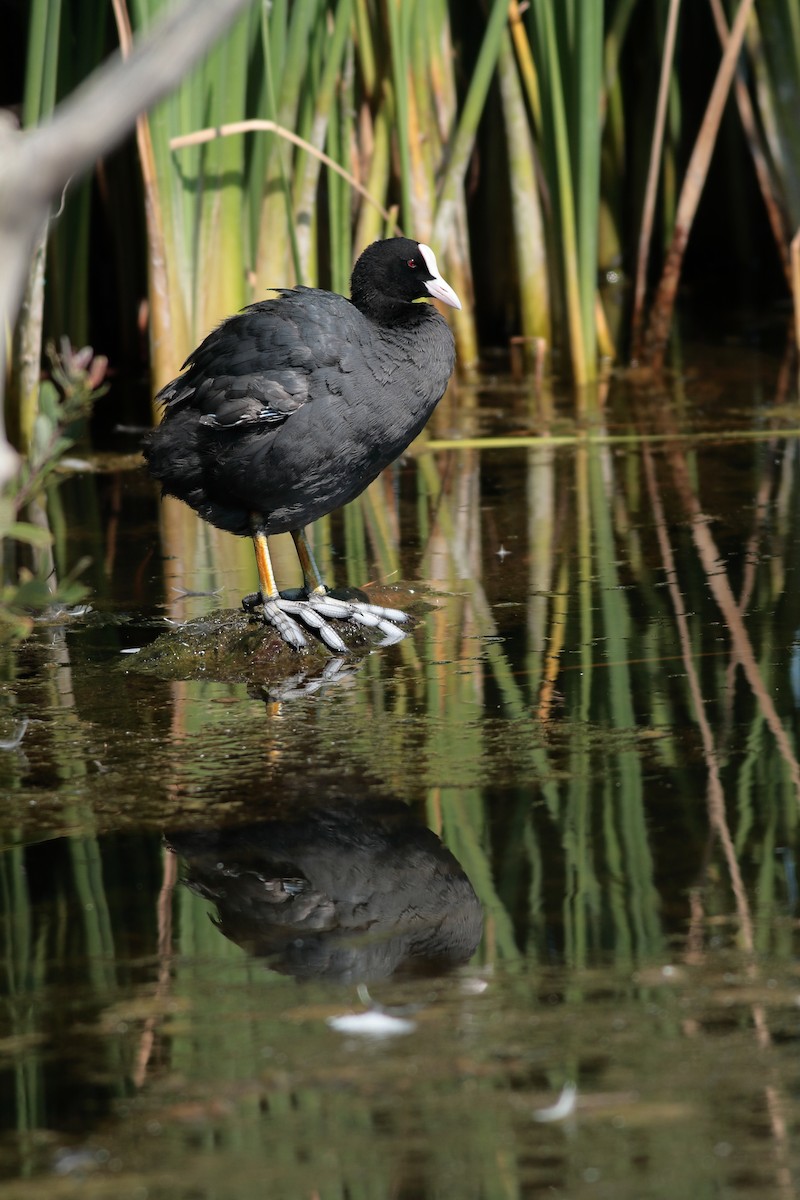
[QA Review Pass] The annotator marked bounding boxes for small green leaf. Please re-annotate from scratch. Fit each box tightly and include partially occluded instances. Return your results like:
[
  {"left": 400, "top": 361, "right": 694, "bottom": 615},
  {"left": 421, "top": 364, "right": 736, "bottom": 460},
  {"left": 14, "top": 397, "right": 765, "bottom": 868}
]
[
  {"left": 11, "top": 578, "right": 56, "bottom": 606},
  {"left": 37, "top": 381, "right": 61, "bottom": 422},
  {"left": 3, "top": 522, "right": 54, "bottom": 548}
]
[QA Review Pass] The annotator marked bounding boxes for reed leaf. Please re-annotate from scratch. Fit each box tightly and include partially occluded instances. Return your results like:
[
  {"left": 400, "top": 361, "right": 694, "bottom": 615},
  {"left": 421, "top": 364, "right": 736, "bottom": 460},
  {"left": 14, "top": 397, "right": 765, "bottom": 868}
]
[
  {"left": 750, "top": 0, "right": 800, "bottom": 226},
  {"left": 528, "top": 0, "right": 590, "bottom": 382},
  {"left": 195, "top": 11, "right": 254, "bottom": 334},
  {"left": 573, "top": 1, "right": 603, "bottom": 375},
  {"left": 386, "top": 0, "right": 414, "bottom": 234},
  {"left": 497, "top": 30, "right": 550, "bottom": 346},
  {"left": 431, "top": 0, "right": 509, "bottom": 253},
  {"left": 255, "top": 0, "right": 320, "bottom": 289}
]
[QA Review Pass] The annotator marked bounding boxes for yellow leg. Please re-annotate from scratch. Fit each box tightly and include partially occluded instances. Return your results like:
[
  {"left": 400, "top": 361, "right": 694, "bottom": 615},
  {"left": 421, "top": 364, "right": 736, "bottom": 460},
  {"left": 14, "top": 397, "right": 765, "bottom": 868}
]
[
  {"left": 252, "top": 527, "right": 279, "bottom": 600},
  {"left": 292, "top": 528, "right": 327, "bottom": 595}
]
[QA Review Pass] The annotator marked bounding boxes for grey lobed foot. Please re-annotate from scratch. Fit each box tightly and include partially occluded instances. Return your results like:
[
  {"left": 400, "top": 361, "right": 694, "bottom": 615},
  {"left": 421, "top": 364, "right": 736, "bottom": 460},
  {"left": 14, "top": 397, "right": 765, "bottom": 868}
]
[
  {"left": 262, "top": 596, "right": 319, "bottom": 650},
  {"left": 242, "top": 589, "right": 409, "bottom": 651},
  {"left": 304, "top": 592, "right": 409, "bottom": 646}
]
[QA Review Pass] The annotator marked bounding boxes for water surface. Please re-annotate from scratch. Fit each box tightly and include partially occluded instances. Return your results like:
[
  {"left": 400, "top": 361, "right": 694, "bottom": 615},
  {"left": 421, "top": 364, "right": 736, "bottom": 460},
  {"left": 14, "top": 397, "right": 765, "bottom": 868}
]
[{"left": 1, "top": 338, "right": 799, "bottom": 1197}]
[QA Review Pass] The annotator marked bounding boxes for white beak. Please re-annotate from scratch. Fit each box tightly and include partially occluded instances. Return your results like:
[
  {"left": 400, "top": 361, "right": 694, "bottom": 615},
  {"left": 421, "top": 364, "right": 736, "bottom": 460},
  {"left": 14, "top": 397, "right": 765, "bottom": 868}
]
[
  {"left": 418, "top": 242, "right": 462, "bottom": 310},
  {"left": 424, "top": 274, "right": 462, "bottom": 311}
]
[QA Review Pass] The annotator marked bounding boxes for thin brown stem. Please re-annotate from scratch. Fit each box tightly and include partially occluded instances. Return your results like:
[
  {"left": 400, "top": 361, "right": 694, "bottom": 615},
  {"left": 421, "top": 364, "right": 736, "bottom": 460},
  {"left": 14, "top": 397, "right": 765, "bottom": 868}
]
[
  {"left": 791, "top": 229, "right": 800, "bottom": 351},
  {"left": 708, "top": 0, "right": 792, "bottom": 288},
  {"left": 630, "top": 0, "right": 681, "bottom": 363},
  {"left": 643, "top": 0, "right": 756, "bottom": 369},
  {"left": 170, "top": 120, "right": 399, "bottom": 229}
]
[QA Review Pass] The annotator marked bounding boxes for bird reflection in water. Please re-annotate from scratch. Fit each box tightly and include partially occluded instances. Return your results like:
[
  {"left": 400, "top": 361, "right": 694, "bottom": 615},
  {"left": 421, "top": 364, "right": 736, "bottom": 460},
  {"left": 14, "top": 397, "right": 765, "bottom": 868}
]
[{"left": 166, "top": 799, "right": 483, "bottom": 983}]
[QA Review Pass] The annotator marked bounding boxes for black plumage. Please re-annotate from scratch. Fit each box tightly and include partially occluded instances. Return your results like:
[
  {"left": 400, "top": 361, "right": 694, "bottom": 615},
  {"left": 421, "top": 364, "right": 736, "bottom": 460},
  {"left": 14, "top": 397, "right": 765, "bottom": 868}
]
[{"left": 144, "top": 237, "right": 460, "bottom": 652}]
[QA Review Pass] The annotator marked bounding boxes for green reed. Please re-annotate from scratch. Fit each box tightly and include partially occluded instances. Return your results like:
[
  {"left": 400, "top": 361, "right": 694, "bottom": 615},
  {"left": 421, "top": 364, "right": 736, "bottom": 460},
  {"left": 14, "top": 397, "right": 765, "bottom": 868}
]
[{"left": 13, "top": 0, "right": 800, "bottom": 410}]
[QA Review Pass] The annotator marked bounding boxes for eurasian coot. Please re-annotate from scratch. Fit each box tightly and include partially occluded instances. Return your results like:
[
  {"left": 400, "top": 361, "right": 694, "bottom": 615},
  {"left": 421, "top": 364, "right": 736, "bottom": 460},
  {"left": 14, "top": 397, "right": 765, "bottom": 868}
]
[{"left": 144, "top": 238, "right": 461, "bottom": 652}]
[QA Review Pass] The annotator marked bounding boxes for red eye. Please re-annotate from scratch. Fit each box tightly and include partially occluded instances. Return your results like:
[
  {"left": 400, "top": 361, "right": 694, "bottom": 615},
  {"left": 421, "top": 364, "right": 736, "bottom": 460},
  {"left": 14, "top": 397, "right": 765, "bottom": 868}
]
[{"left": 407, "top": 259, "right": 417, "bottom": 269}]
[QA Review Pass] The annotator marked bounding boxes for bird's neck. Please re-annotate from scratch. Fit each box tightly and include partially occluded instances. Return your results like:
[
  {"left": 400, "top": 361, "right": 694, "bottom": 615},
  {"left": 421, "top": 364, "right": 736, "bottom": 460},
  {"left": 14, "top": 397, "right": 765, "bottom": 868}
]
[{"left": 350, "top": 293, "right": 431, "bottom": 327}]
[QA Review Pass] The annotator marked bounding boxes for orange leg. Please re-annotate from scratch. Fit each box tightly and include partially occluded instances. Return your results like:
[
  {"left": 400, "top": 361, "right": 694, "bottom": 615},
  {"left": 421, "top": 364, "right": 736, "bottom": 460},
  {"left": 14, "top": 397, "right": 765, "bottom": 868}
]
[{"left": 252, "top": 526, "right": 279, "bottom": 600}]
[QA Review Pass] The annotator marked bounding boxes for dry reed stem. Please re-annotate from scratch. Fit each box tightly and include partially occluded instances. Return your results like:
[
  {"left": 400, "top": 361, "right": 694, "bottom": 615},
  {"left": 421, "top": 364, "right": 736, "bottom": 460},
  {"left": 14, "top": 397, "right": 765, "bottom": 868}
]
[
  {"left": 171, "top": 120, "right": 399, "bottom": 230},
  {"left": 630, "top": 0, "right": 681, "bottom": 363},
  {"left": 643, "top": 0, "right": 756, "bottom": 370},
  {"left": 508, "top": 0, "right": 540, "bottom": 130},
  {"left": 708, "top": 0, "right": 792, "bottom": 288},
  {"left": 791, "top": 229, "right": 800, "bottom": 350}
]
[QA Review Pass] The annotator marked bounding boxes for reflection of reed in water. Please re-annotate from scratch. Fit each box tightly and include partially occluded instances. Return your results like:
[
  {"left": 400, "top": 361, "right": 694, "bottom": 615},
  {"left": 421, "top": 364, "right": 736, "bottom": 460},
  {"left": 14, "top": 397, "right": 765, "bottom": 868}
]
[{"left": 167, "top": 799, "right": 483, "bottom": 983}]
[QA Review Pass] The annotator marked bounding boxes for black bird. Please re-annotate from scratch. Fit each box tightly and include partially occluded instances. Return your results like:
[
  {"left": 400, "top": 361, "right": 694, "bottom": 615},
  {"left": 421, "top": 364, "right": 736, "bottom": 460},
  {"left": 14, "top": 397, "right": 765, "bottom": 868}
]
[{"left": 144, "top": 237, "right": 461, "bottom": 652}]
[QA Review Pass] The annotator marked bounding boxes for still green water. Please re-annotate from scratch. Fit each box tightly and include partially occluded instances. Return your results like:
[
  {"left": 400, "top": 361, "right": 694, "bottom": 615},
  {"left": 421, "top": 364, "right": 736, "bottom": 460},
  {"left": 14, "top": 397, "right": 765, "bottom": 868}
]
[{"left": 0, "top": 339, "right": 799, "bottom": 1198}]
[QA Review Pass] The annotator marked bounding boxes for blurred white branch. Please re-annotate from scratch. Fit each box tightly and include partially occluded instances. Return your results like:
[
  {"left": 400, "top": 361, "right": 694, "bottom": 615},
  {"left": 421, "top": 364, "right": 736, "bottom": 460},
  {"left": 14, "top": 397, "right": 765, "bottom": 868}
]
[{"left": 0, "top": 0, "right": 253, "bottom": 483}]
